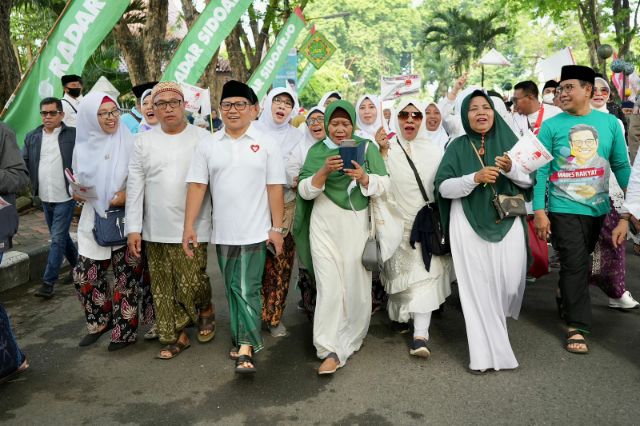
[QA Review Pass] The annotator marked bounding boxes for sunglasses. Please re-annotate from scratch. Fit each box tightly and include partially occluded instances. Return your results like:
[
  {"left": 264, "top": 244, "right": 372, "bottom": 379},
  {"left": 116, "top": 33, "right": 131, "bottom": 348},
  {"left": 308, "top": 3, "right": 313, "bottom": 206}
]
[
  {"left": 397, "top": 111, "right": 423, "bottom": 120},
  {"left": 40, "top": 111, "right": 62, "bottom": 117},
  {"left": 594, "top": 87, "right": 610, "bottom": 94}
]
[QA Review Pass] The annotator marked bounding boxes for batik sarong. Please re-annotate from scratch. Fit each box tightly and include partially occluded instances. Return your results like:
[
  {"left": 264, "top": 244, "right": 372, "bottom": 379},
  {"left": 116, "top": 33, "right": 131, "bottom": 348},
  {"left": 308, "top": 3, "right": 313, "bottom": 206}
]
[
  {"left": 261, "top": 233, "right": 295, "bottom": 326},
  {"left": 146, "top": 242, "right": 211, "bottom": 344},
  {"left": 74, "top": 246, "right": 143, "bottom": 343}
]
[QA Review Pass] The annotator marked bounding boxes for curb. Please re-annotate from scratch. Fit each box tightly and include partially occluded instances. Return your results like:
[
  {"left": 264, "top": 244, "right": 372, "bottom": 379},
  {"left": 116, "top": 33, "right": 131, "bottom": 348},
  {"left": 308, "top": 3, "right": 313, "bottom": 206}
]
[{"left": 0, "top": 234, "right": 76, "bottom": 293}]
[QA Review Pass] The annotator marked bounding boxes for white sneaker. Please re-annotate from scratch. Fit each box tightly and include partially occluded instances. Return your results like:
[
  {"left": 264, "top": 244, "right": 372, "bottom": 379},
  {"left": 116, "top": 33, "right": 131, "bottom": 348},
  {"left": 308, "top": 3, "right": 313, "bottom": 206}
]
[
  {"left": 608, "top": 291, "right": 640, "bottom": 309},
  {"left": 269, "top": 322, "right": 288, "bottom": 337}
]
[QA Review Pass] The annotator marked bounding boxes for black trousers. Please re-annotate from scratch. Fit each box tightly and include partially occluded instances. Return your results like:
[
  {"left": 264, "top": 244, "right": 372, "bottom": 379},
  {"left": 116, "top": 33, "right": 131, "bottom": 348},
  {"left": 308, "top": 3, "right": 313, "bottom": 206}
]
[{"left": 549, "top": 213, "right": 605, "bottom": 332}]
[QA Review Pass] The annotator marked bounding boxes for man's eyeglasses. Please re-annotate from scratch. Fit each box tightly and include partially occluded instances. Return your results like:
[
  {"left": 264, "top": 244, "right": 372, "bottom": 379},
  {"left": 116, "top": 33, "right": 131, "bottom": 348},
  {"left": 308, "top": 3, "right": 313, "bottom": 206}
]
[
  {"left": 97, "top": 109, "right": 122, "bottom": 119},
  {"left": 40, "top": 111, "right": 62, "bottom": 117},
  {"left": 154, "top": 100, "right": 182, "bottom": 110},
  {"left": 273, "top": 97, "right": 294, "bottom": 108},
  {"left": 220, "top": 101, "right": 250, "bottom": 111},
  {"left": 397, "top": 111, "right": 423, "bottom": 120},
  {"left": 557, "top": 84, "right": 576, "bottom": 95},
  {"left": 306, "top": 117, "right": 324, "bottom": 126}
]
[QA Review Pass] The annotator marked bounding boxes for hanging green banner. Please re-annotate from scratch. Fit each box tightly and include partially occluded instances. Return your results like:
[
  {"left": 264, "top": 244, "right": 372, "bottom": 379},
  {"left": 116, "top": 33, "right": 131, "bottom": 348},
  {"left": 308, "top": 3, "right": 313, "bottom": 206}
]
[
  {"left": 299, "top": 31, "right": 335, "bottom": 69},
  {"left": 248, "top": 7, "right": 307, "bottom": 100},
  {"left": 297, "top": 62, "right": 316, "bottom": 93},
  {"left": 1, "top": 0, "right": 130, "bottom": 146},
  {"left": 162, "top": 0, "right": 252, "bottom": 84}
]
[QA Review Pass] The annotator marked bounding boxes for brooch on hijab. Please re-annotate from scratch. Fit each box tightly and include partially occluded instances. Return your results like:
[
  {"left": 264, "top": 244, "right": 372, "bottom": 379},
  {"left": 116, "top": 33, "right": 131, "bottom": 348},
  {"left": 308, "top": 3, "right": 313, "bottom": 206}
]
[{"left": 478, "top": 133, "right": 486, "bottom": 156}]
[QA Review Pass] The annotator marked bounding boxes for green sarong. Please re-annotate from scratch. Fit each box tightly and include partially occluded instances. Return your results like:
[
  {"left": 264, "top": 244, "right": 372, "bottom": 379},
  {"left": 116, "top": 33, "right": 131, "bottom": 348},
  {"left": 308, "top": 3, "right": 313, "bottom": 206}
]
[{"left": 216, "top": 243, "right": 266, "bottom": 352}]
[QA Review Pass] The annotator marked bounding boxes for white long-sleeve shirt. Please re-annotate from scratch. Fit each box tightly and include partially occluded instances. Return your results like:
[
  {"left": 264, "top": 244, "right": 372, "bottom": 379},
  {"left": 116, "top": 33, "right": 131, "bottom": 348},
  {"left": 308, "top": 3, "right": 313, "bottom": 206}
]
[{"left": 125, "top": 124, "right": 212, "bottom": 243}]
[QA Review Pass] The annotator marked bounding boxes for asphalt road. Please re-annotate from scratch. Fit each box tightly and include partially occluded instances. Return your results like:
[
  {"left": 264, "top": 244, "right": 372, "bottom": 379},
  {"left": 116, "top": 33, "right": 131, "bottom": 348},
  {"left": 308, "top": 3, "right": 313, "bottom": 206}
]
[{"left": 1, "top": 247, "right": 639, "bottom": 425}]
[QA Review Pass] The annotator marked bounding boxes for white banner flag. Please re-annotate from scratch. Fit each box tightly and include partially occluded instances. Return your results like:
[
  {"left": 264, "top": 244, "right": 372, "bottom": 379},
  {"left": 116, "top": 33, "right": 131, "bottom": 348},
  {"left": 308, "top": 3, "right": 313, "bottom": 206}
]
[
  {"left": 180, "top": 82, "right": 211, "bottom": 116},
  {"left": 380, "top": 74, "right": 421, "bottom": 101}
]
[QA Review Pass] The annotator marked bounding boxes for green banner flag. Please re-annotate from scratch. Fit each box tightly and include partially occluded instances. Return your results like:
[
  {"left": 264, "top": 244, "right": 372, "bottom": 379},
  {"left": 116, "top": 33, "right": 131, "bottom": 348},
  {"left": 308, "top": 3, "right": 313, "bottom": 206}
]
[
  {"left": 248, "top": 8, "right": 307, "bottom": 100},
  {"left": 297, "top": 62, "right": 316, "bottom": 93},
  {"left": 1, "top": 0, "right": 130, "bottom": 145},
  {"left": 162, "top": 0, "right": 252, "bottom": 84}
]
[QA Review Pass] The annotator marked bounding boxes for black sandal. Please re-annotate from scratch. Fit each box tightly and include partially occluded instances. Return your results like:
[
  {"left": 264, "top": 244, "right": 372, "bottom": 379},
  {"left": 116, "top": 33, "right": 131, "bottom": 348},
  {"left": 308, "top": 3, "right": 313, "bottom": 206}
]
[
  {"left": 156, "top": 337, "right": 191, "bottom": 360},
  {"left": 565, "top": 330, "right": 589, "bottom": 354},
  {"left": 235, "top": 354, "right": 256, "bottom": 374},
  {"left": 0, "top": 356, "right": 29, "bottom": 385}
]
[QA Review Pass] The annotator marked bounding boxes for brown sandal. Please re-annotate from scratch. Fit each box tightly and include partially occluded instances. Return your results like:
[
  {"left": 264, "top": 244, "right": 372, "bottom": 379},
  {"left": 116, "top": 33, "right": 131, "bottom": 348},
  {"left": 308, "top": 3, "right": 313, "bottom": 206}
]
[
  {"left": 197, "top": 306, "right": 216, "bottom": 343},
  {"left": 156, "top": 335, "right": 190, "bottom": 360}
]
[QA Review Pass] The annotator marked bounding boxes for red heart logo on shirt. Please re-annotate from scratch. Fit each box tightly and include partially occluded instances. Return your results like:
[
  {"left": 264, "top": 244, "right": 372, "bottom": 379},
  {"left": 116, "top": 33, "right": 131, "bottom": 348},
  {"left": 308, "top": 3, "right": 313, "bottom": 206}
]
[{"left": 250, "top": 144, "right": 260, "bottom": 152}]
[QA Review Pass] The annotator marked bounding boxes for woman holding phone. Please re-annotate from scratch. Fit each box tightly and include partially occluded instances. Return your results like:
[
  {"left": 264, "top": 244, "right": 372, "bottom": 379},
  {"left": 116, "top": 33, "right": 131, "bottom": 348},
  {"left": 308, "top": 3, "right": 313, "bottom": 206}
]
[{"left": 293, "top": 100, "right": 389, "bottom": 375}]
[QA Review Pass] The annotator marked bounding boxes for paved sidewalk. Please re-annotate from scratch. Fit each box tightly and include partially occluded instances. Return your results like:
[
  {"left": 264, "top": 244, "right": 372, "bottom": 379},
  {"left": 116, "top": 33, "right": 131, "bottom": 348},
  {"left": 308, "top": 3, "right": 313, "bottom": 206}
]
[{"left": 0, "top": 208, "right": 78, "bottom": 292}]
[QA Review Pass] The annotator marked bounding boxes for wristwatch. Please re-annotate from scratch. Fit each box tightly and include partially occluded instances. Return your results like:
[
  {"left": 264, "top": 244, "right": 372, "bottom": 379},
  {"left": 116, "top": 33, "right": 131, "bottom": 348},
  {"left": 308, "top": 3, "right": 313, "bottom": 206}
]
[
  {"left": 270, "top": 227, "right": 285, "bottom": 234},
  {"left": 620, "top": 213, "right": 631, "bottom": 221}
]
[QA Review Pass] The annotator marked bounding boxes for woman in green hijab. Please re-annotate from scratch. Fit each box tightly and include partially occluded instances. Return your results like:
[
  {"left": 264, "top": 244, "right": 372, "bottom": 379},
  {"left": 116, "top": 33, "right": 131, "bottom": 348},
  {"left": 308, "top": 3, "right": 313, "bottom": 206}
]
[
  {"left": 434, "top": 90, "right": 534, "bottom": 374},
  {"left": 293, "top": 100, "right": 388, "bottom": 375}
]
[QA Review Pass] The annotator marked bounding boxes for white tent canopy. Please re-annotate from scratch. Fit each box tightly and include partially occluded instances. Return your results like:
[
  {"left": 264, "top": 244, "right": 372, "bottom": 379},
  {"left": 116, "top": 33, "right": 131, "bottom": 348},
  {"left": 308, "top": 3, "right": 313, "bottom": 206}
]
[
  {"left": 89, "top": 76, "right": 120, "bottom": 99},
  {"left": 478, "top": 48, "right": 511, "bottom": 66}
]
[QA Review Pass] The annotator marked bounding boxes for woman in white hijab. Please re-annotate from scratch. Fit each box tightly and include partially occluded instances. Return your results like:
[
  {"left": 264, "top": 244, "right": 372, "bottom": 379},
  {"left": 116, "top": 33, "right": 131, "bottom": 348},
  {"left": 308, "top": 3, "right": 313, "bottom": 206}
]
[
  {"left": 319, "top": 91, "right": 343, "bottom": 108},
  {"left": 587, "top": 77, "right": 639, "bottom": 309},
  {"left": 378, "top": 98, "right": 453, "bottom": 358},
  {"left": 138, "top": 88, "right": 159, "bottom": 133},
  {"left": 424, "top": 101, "right": 450, "bottom": 150},
  {"left": 286, "top": 105, "right": 325, "bottom": 321},
  {"left": 256, "top": 87, "right": 305, "bottom": 337},
  {"left": 355, "top": 94, "right": 383, "bottom": 142},
  {"left": 72, "top": 91, "right": 142, "bottom": 352}
]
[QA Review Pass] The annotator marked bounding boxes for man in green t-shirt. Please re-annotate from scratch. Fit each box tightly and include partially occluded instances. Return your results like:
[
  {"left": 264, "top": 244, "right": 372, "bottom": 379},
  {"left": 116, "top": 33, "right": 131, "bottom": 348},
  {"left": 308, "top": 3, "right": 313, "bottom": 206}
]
[{"left": 533, "top": 65, "right": 631, "bottom": 355}]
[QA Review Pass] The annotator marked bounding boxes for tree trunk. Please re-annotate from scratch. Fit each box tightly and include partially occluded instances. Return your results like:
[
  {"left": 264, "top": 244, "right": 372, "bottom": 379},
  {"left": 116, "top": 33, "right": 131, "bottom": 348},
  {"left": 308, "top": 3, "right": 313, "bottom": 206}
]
[
  {"left": 611, "top": 0, "right": 639, "bottom": 58},
  {"left": 0, "top": 0, "right": 21, "bottom": 109},
  {"left": 226, "top": 24, "right": 250, "bottom": 82},
  {"left": 577, "top": 0, "right": 604, "bottom": 72},
  {"left": 142, "top": 0, "right": 168, "bottom": 81},
  {"left": 113, "top": 0, "right": 169, "bottom": 85}
]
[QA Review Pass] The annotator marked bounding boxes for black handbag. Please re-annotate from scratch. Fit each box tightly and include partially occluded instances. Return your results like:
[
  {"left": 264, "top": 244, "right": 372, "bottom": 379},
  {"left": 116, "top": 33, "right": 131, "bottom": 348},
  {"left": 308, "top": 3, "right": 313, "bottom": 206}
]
[
  {"left": 396, "top": 139, "right": 451, "bottom": 267},
  {"left": 93, "top": 207, "right": 127, "bottom": 247},
  {"left": 468, "top": 139, "right": 527, "bottom": 222}
]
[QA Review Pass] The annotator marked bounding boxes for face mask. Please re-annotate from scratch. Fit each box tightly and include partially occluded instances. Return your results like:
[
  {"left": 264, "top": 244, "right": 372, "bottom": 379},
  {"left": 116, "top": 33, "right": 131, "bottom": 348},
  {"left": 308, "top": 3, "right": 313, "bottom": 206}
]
[
  {"left": 542, "top": 93, "right": 555, "bottom": 104},
  {"left": 67, "top": 88, "right": 82, "bottom": 98}
]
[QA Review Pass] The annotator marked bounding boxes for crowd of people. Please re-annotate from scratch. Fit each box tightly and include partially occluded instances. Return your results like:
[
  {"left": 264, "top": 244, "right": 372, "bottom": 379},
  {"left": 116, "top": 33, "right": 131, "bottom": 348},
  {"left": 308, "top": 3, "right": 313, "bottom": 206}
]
[{"left": 2, "top": 63, "right": 640, "bottom": 381}]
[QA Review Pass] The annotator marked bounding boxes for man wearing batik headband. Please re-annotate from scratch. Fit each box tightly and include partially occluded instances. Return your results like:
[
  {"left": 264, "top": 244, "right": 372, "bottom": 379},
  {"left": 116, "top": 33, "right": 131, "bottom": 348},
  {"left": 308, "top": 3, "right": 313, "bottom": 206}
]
[
  {"left": 184, "top": 80, "right": 286, "bottom": 374},
  {"left": 533, "top": 65, "right": 632, "bottom": 355},
  {"left": 126, "top": 81, "right": 215, "bottom": 360}
]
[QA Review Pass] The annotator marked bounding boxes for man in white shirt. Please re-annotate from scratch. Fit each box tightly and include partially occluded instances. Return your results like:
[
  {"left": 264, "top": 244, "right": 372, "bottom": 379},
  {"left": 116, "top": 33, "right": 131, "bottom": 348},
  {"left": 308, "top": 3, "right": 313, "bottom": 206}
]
[
  {"left": 184, "top": 80, "right": 286, "bottom": 374},
  {"left": 513, "top": 80, "right": 562, "bottom": 137},
  {"left": 23, "top": 98, "right": 78, "bottom": 299},
  {"left": 60, "top": 74, "right": 83, "bottom": 127},
  {"left": 126, "top": 81, "right": 214, "bottom": 360}
]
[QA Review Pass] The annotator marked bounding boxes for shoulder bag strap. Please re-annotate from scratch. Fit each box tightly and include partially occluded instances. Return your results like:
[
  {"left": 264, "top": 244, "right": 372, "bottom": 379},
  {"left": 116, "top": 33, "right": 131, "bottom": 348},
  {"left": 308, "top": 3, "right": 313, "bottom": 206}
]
[
  {"left": 61, "top": 98, "right": 77, "bottom": 113},
  {"left": 395, "top": 137, "right": 430, "bottom": 203},
  {"left": 467, "top": 137, "right": 498, "bottom": 196}
]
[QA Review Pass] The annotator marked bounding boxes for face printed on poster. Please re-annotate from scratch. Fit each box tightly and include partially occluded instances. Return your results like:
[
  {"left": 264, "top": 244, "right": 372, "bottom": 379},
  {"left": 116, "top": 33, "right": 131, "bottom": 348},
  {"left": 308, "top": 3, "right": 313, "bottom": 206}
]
[{"left": 550, "top": 124, "right": 609, "bottom": 205}]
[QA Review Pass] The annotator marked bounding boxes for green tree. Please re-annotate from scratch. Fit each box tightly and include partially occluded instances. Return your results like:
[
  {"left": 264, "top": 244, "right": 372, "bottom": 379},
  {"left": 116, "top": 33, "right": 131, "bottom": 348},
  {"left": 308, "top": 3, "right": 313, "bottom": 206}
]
[{"left": 422, "top": 8, "right": 510, "bottom": 75}]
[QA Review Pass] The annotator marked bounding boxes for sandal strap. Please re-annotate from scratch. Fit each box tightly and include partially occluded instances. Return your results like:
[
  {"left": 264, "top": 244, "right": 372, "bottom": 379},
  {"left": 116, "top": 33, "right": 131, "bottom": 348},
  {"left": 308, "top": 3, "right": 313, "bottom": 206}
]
[
  {"left": 566, "top": 330, "right": 585, "bottom": 338},
  {"left": 567, "top": 338, "right": 587, "bottom": 345}
]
